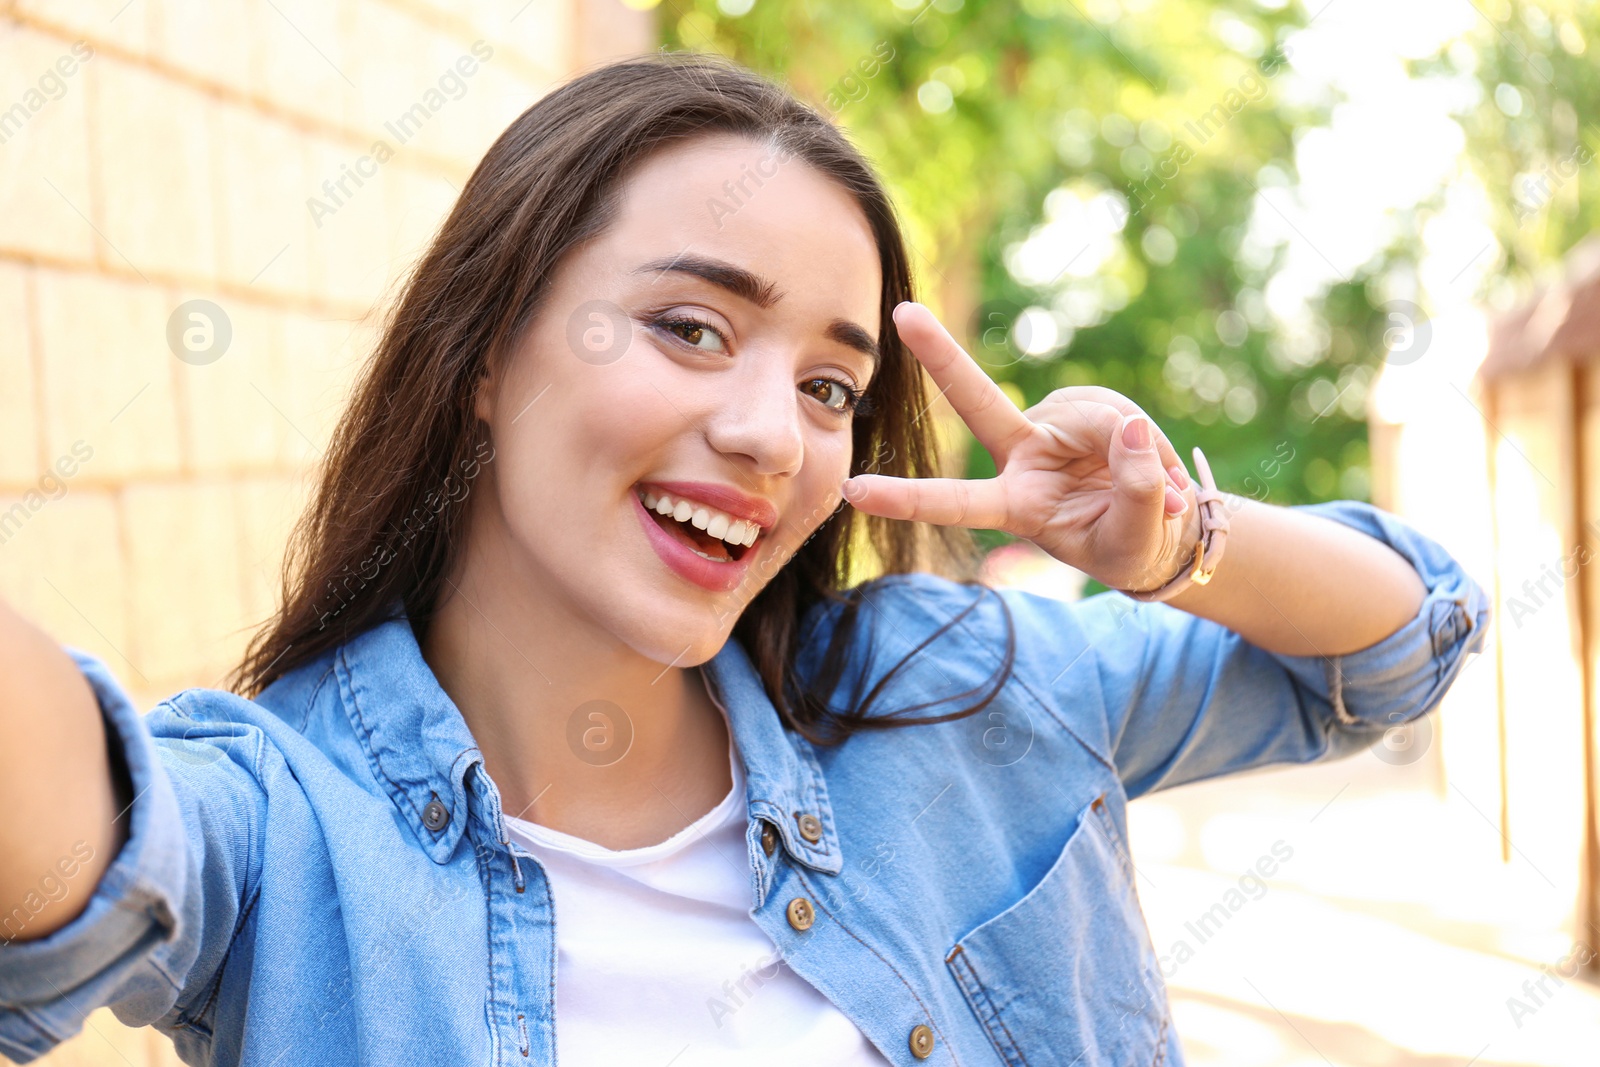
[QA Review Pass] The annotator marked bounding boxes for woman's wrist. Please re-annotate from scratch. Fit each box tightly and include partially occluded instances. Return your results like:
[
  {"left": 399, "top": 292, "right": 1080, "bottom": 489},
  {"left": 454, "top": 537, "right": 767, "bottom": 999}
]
[
  {"left": 1115, "top": 444, "right": 1233, "bottom": 603},
  {"left": 1125, "top": 496, "right": 1203, "bottom": 595}
]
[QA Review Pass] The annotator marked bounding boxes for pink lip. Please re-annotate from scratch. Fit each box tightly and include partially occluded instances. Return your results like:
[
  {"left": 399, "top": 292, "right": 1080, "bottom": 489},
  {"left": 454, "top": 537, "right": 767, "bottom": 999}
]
[
  {"left": 638, "top": 481, "right": 778, "bottom": 531},
  {"left": 632, "top": 492, "right": 754, "bottom": 593}
]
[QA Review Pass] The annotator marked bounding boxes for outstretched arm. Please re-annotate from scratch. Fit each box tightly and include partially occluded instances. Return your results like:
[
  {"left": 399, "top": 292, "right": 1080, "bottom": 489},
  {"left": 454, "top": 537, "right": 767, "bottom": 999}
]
[{"left": 0, "top": 597, "right": 131, "bottom": 944}]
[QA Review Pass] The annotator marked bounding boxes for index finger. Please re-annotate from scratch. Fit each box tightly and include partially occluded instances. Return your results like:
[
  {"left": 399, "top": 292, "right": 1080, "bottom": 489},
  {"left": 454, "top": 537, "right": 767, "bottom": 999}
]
[{"left": 893, "top": 301, "right": 1034, "bottom": 462}]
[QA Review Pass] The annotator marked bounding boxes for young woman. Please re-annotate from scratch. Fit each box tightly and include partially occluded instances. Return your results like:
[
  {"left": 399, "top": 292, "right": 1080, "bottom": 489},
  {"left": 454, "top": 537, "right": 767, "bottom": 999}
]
[{"left": 0, "top": 53, "right": 1485, "bottom": 1067}]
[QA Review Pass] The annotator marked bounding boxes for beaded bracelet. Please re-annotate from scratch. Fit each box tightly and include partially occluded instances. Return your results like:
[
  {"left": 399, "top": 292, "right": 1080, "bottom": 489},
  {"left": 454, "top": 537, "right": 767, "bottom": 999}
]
[{"left": 1118, "top": 445, "right": 1230, "bottom": 603}]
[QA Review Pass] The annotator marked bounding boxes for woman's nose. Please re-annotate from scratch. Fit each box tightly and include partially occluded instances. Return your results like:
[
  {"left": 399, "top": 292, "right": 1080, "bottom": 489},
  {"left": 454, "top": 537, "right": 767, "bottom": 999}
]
[{"left": 702, "top": 365, "right": 804, "bottom": 478}]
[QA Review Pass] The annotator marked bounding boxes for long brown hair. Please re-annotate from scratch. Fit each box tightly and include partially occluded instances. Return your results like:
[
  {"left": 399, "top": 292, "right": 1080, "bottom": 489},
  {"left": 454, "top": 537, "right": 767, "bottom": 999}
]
[{"left": 228, "top": 51, "right": 1015, "bottom": 747}]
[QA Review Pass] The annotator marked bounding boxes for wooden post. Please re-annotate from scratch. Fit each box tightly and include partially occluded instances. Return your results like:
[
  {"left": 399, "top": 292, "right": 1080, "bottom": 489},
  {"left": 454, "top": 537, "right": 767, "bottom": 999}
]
[
  {"left": 1575, "top": 361, "right": 1600, "bottom": 970},
  {"left": 1483, "top": 377, "right": 1512, "bottom": 865}
]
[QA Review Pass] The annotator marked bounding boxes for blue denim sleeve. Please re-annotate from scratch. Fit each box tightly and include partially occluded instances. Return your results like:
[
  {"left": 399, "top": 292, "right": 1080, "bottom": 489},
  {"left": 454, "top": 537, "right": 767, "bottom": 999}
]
[
  {"left": 0, "top": 649, "right": 265, "bottom": 1063},
  {"left": 1011, "top": 500, "right": 1490, "bottom": 799}
]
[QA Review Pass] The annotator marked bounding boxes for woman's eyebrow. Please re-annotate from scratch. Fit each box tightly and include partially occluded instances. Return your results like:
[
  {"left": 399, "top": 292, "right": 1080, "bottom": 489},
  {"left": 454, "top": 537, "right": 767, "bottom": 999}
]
[
  {"left": 825, "top": 321, "right": 880, "bottom": 369},
  {"left": 632, "top": 253, "right": 880, "bottom": 368},
  {"left": 634, "top": 252, "right": 784, "bottom": 307}
]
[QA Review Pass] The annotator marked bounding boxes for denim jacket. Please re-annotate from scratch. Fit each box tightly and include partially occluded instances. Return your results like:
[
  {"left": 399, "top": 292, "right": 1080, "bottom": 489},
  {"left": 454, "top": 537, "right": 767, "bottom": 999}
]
[{"left": 0, "top": 500, "right": 1488, "bottom": 1067}]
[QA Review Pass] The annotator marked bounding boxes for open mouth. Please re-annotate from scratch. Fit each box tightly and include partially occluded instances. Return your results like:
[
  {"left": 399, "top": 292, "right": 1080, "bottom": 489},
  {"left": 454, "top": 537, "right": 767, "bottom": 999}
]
[{"left": 635, "top": 487, "right": 762, "bottom": 564}]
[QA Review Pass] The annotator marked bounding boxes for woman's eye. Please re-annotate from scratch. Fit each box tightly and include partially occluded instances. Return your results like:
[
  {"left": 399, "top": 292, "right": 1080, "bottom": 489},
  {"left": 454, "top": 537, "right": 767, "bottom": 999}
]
[
  {"left": 802, "top": 377, "right": 860, "bottom": 412},
  {"left": 654, "top": 316, "right": 728, "bottom": 354}
]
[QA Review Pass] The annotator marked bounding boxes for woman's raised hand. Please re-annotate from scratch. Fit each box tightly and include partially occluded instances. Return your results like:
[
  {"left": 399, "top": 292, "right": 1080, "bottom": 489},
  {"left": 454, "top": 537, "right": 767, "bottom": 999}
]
[{"left": 842, "top": 301, "right": 1200, "bottom": 593}]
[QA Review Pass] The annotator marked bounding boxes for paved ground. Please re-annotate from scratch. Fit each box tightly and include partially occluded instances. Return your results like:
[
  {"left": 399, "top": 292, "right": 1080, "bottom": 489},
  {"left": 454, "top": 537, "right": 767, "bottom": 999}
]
[{"left": 1129, "top": 743, "right": 1600, "bottom": 1067}]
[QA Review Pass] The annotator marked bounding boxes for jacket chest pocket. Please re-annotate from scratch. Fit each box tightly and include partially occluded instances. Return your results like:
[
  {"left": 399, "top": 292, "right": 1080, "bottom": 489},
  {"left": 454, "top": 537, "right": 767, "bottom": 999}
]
[{"left": 945, "top": 793, "right": 1168, "bottom": 1067}]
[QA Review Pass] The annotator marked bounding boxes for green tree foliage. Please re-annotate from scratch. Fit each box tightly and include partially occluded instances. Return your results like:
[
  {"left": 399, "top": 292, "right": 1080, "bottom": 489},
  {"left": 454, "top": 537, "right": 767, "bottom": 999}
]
[
  {"left": 1413, "top": 1, "right": 1596, "bottom": 287},
  {"left": 660, "top": 0, "right": 1391, "bottom": 565}
]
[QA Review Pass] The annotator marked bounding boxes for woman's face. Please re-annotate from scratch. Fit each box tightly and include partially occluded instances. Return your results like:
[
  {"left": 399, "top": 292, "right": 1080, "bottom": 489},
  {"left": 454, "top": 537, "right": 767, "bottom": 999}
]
[{"left": 472, "top": 132, "right": 884, "bottom": 666}]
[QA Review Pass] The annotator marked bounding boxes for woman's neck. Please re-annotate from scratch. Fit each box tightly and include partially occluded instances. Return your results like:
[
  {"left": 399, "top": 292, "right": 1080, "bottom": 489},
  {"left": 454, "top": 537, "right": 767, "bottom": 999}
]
[{"left": 419, "top": 543, "right": 735, "bottom": 852}]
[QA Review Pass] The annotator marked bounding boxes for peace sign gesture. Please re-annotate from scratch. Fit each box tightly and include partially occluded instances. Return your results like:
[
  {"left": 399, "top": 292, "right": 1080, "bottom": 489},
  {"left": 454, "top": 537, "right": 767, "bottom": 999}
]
[{"left": 842, "top": 302, "right": 1201, "bottom": 594}]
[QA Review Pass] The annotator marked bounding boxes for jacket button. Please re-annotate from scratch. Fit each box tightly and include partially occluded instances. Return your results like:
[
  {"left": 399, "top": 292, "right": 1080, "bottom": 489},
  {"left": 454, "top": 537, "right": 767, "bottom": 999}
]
[
  {"left": 786, "top": 897, "right": 814, "bottom": 931},
  {"left": 422, "top": 798, "right": 449, "bottom": 832},
  {"left": 909, "top": 1023, "right": 935, "bottom": 1059},
  {"left": 760, "top": 821, "right": 778, "bottom": 856},
  {"left": 795, "top": 812, "right": 823, "bottom": 843}
]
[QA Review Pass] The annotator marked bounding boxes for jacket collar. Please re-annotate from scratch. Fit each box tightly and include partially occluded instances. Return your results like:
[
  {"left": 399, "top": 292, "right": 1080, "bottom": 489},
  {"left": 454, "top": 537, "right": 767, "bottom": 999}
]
[
  {"left": 331, "top": 601, "right": 843, "bottom": 875},
  {"left": 331, "top": 605, "right": 480, "bottom": 866},
  {"left": 700, "top": 633, "right": 844, "bottom": 876}
]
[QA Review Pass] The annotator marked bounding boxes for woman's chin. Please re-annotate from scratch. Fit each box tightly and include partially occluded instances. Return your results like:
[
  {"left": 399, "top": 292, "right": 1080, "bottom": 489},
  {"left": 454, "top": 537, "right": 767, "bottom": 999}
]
[{"left": 608, "top": 605, "right": 737, "bottom": 671}]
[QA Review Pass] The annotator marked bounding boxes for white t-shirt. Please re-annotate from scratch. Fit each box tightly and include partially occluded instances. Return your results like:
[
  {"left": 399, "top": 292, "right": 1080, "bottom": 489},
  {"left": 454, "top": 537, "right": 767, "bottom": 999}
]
[{"left": 502, "top": 726, "right": 893, "bottom": 1067}]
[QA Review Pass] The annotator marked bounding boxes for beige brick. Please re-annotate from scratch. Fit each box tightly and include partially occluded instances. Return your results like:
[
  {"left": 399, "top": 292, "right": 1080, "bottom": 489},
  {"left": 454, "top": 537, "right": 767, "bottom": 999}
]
[
  {"left": 0, "top": 262, "right": 40, "bottom": 486},
  {"left": 235, "top": 474, "right": 310, "bottom": 629},
  {"left": 349, "top": 1, "right": 439, "bottom": 146},
  {"left": 50, "top": 1007, "right": 184, "bottom": 1067},
  {"left": 463, "top": 0, "right": 575, "bottom": 87},
  {"left": 425, "top": 38, "right": 511, "bottom": 168},
  {"left": 0, "top": 487, "right": 131, "bottom": 679},
  {"left": 13, "top": 1, "right": 156, "bottom": 63},
  {"left": 572, "top": 0, "right": 656, "bottom": 70},
  {"left": 350, "top": 5, "right": 501, "bottom": 169},
  {"left": 212, "top": 104, "right": 314, "bottom": 299},
  {"left": 148, "top": 0, "right": 254, "bottom": 96},
  {"left": 248, "top": 0, "right": 361, "bottom": 132},
  {"left": 122, "top": 480, "right": 249, "bottom": 688},
  {"left": 470, "top": 62, "right": 554, "bottom": 162},
  {"left": 274, "top": 311, "right": 372, "bottom": 467},
  {"left": 34, "top": 269, "right": 182, "bottom": 481},
  {"left": 0, "top": 26, "right": 97, "bottom": 263},
  {"left": 382, "top": 162, "right": 458, "bottom": 278},
  {"left": 177, "top": 296, "right": 284, "bottom": 476},
  {"left": 303, "top": 135, "right": 396, "bottom": 310},
  {"left": 386, "top": 0, "right": 573, "bottom": 107},
  {"left": 89, "top": 56, "right": 217, "bottom": 282}
]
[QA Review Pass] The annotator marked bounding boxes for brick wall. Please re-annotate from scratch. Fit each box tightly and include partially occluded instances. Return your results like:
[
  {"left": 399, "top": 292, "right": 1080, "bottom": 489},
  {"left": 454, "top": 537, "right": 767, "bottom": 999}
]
[{"left": 0, "top": 1, "right": 653, "bottom": 1062}]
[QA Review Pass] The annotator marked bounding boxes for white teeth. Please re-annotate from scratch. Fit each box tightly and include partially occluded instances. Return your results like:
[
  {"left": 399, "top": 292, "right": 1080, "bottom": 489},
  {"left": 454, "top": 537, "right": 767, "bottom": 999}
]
[{"left": 639, "top": 489, "right": 763, "bottom": 551}]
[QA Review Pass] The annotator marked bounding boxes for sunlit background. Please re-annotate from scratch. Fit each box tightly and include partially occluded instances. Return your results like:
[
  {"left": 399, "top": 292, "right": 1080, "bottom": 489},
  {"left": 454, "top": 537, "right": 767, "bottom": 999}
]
[{"left": 2, "top": 0, "right": 1597, "bottom": 1064}]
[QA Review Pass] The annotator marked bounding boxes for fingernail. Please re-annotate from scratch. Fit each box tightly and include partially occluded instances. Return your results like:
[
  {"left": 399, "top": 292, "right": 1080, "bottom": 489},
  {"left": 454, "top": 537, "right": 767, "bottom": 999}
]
[
  {"left": 1122, "top": 415, "right": 1152, "bottom": 451},
  {"left": 1165, "top": 486, "right": 1188, "bottom": 515},
  {"left": 1167, "top": 463, "right": 1189, "bottom": 489},
  {"left": 841, "top": 479, "right": 865, "bottom": 501}
]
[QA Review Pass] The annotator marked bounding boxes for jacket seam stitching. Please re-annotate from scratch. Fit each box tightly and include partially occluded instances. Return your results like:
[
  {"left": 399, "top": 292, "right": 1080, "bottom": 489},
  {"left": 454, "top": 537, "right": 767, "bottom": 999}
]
[
  {"left": 475, "top": 830, "right": 503, "bottom": 1067},
  {"left": 946, "top": 945, "right": 1029, "bottom": 1067},
  {"left": 15, "top": 1004, "right": 63, "bottom": 1048},
  {"left": 1090, "top": 801, "right": 1137, "bottom": 888},
  {"left": 300, "top": 664, "right": 334, "bottom": 733},
  {"left": 147, "top": 953, "right": 180, "bottom": 993},
  {"left": 338, "top": 647, "right": 430, "bottom": 843},
  {"left": 1009, "top": 663, "right": 1119, "bottom": 776},
  {"left": 789, "top": 738, "right": 838, "bottom": 860},
  {"left": 182, "top": 883, "right": 262, "bottom": 1031}
]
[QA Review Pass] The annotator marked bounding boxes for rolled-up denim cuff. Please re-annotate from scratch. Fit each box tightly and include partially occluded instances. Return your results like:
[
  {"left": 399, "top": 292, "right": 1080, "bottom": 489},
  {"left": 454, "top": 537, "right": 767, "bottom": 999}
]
[{"left": 1275, "top": 501, "right": 1490, "bottom": 729}]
